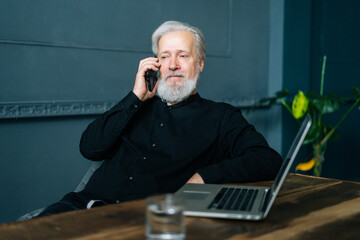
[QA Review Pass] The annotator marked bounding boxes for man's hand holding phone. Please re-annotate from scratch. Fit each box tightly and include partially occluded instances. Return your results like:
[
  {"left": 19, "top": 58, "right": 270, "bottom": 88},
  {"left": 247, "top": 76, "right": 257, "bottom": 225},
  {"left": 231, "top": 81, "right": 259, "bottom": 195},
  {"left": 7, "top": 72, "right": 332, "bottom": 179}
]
[{"left": 133, "top": 57, "right": 160, "bottom": 102}]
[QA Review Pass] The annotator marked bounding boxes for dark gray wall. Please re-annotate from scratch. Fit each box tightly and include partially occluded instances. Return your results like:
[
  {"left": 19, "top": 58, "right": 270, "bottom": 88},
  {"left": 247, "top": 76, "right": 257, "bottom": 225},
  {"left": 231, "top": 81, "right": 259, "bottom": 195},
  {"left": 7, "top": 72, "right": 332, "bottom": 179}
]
[
  {"left": 0, "top": 0, "right": 283, "bottom": 223},
  {"left": 0, "top": 0, "right": 273, "bottom": 102}
]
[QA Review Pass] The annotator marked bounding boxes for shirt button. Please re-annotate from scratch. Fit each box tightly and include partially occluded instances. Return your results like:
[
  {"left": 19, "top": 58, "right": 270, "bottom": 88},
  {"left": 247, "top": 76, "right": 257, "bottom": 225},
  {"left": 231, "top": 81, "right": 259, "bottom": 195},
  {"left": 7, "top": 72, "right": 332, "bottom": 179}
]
[
  {"left": 152, "top": 143, "right": 156, "bottom": 147},
  {"left": 129, "top": 176, "right": 134, "bottom": 180},
  {"left": 143, "top": 156, "right": 146, "bottom": 160},
  {"left": 133, "top": 104, "right": 138, "bottom": 109},
  {"left": 160, "top": 123, "right": 164, "bottom": 127}
]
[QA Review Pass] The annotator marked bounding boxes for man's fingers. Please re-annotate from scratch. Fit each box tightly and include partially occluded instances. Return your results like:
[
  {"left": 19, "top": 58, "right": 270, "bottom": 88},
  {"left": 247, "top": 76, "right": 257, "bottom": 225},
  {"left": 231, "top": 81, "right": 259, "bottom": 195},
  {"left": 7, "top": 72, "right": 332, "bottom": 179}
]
[{"left": 138, "top": 57, "right": 160, "bottom": 73}]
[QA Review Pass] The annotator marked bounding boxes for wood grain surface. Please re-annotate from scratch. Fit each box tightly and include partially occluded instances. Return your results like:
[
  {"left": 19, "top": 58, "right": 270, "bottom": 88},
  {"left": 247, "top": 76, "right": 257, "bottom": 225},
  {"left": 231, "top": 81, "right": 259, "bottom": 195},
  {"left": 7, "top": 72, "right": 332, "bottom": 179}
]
[{"left": 1, "top": 174, "right": 359, "bottom": 240}]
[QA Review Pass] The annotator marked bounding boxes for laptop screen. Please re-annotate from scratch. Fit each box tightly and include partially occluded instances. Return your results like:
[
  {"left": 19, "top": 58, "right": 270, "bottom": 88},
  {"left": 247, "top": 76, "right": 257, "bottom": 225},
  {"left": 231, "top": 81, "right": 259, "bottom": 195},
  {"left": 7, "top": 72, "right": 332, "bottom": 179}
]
[{"left": 271, "top": 115, "right": 311, "bottom": 195}]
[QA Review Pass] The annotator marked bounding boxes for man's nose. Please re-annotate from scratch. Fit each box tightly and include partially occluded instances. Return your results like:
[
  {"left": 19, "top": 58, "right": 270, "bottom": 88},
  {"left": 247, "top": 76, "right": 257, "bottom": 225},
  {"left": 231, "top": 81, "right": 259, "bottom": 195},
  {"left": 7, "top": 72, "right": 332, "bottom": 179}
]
[{"left": 169, "top": 57, "right": 180, "bottom": 71}]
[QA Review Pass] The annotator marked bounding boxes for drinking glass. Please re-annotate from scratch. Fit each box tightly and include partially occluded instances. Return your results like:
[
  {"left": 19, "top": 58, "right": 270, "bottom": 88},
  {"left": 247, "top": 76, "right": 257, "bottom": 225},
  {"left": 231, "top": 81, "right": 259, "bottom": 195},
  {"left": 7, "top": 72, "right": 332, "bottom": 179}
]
[{"left": 146, "top": 194, "right": 185, "bottom": 240}]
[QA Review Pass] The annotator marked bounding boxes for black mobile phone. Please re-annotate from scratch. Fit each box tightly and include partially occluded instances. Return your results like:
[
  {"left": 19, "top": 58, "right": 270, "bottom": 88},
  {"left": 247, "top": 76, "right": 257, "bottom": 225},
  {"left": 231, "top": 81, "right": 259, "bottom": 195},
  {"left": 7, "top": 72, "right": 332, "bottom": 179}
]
[{"left": 145, "top": 69, "right": 158, "bottom": 92}]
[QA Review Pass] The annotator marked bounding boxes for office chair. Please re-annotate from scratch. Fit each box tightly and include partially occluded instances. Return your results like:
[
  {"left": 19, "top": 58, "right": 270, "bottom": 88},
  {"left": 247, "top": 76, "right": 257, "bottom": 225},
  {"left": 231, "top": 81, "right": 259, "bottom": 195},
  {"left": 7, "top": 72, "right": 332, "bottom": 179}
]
[{"left": 17, "top": 161, "right": 103, "bottom": 221}]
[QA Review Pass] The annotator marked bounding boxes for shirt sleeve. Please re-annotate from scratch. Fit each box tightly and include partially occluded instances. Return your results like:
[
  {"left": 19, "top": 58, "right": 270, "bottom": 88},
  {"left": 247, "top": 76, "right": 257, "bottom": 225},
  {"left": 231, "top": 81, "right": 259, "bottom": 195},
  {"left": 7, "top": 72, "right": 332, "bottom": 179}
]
[
  {"left": 79, "top": 91, "right": 143, "bottom": 161},
  {"left": 197, "top": 109, "right": 282, "bottom": 183}
]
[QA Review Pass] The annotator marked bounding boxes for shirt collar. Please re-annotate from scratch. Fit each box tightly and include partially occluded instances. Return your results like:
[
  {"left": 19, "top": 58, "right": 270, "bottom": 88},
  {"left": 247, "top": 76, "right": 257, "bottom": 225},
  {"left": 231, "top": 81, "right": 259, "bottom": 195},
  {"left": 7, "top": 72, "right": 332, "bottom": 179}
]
[{"left": 157, "top": 93, "right": 201, "bottom": 108}]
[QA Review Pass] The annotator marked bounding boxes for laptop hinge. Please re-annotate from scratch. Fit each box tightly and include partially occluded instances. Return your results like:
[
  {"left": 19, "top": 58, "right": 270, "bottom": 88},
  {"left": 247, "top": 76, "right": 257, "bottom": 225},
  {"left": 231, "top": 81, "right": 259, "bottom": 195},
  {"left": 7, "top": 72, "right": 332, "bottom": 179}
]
[{"left": 260, "top": 189, "right": 272, "bottom": 212}]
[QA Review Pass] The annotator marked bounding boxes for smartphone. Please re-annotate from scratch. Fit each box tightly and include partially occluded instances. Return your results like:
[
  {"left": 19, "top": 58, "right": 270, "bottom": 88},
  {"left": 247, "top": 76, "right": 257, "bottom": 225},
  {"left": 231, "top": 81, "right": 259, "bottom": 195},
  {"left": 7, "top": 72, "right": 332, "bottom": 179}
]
[{"left": 145, "top": 69, "right": 158, "bottom": 92}]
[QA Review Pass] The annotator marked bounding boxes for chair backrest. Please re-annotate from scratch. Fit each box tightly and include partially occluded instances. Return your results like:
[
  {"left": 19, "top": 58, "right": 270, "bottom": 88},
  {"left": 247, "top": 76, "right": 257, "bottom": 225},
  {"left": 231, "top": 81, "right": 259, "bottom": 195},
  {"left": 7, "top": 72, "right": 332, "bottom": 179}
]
[
  {"left": 17, "top": 161, "right": 103, "bottom": 221},
  {"left": 74, "top": 161, "right": 103, "bottom": 192}
]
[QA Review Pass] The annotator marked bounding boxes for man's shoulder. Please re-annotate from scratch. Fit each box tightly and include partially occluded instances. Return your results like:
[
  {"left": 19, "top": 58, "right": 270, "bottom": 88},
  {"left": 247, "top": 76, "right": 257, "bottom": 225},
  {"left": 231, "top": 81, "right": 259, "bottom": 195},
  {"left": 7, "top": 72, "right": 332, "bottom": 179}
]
[
  {"left": 199, "top": 97, "right": 238, "bottom": 111},
  {"left": 197, "top": 97, "right": 248, "bottom": 127}
]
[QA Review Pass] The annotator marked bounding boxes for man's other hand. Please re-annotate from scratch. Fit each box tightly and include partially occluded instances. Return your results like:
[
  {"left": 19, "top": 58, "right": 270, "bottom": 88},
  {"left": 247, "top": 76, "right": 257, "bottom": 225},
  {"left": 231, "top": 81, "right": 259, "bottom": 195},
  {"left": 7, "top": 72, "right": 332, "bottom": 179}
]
[{"left": 187, "top": 173, "right": 204, "bottom": 184}]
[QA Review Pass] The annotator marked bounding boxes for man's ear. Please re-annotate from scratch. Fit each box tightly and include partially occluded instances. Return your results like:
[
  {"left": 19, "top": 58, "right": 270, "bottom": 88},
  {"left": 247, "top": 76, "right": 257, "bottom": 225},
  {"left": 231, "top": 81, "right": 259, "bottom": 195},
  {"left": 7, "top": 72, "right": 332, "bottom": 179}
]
[{"left": 199, "top": 59, "right": 205, "bottom": 72}]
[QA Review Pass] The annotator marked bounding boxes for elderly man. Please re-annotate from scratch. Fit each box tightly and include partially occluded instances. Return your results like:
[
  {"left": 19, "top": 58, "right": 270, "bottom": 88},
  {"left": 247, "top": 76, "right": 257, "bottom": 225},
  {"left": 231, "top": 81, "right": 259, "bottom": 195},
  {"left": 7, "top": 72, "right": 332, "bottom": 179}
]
[{"left": 37, "top": 21, "right": 282, "bottom": 217}]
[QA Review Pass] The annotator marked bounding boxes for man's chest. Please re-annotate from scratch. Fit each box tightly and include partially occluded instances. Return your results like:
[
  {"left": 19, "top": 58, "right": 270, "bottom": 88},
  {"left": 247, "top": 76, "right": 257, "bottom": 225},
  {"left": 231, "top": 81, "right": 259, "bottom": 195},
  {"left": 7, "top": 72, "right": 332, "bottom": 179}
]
[{"left": 123, "top": 104, "right": 221, "bottom": 158}]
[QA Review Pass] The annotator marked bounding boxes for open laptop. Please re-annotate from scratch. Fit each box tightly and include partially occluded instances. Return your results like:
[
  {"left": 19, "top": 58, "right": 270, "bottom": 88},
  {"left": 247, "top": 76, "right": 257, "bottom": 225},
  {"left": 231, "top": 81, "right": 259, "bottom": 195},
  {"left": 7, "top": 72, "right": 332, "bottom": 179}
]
[{"left": 175, "top": 115, "right": 311, "bottom": 220}]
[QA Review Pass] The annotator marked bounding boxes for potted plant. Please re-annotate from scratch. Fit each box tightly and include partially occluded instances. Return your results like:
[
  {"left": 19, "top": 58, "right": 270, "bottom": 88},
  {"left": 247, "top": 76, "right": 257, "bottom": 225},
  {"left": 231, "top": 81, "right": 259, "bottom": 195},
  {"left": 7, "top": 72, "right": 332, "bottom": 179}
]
[{"left": 254, "top": 56, "right": 360, "bottom": 176}]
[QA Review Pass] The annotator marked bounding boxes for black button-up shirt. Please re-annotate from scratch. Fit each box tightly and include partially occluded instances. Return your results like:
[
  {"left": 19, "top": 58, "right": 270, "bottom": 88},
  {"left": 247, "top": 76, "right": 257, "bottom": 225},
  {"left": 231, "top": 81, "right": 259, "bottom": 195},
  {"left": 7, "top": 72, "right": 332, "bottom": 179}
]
[{"left": 80, "top": 91, "right": 282, "bottom": 202}]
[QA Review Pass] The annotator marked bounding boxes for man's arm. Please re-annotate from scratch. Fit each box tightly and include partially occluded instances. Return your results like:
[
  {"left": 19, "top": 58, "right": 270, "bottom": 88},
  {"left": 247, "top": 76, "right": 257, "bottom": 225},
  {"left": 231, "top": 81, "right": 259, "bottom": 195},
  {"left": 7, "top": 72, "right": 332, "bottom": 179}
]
[
  {"left": 196, "top": 109, "right": 282, "bottom": 184},
  {"left": 79, "top": 57, "right": 160, "bottom": 161},
  {"left": 79, "top": 92, "right": 143, "bottom": 161}
]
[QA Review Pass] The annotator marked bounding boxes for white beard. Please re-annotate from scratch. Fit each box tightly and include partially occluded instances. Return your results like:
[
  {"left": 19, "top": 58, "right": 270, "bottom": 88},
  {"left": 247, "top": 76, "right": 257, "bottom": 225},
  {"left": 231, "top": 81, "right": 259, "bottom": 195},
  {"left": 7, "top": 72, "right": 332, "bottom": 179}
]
[{"left": 156, "top": 67, "right": 200, "bottom": 103}]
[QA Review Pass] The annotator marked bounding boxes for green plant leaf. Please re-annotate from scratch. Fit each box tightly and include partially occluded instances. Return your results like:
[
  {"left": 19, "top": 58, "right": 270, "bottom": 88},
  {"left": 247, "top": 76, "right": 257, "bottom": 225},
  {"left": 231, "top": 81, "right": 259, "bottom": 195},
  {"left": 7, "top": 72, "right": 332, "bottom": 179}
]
[
  {"left": 303, "top": 124, "right": 321, "bottom": 144},
  {"left": 276, "top": 89, "right": 289, "bottom": 98},
  {"left": 249, "top": 89, "right": 289, "bottom": 112},
  {"left": 326, "top": 93, "right": 348, "bottom": 103},
  {"left": 323, "top": 98, "right": 340, "bottom": 113},
  {"left": 311, "top": 95, "right": 341, "bottom": 114},
  {"left": 292, "top": 91, "right": 309, "bottom": 119}
]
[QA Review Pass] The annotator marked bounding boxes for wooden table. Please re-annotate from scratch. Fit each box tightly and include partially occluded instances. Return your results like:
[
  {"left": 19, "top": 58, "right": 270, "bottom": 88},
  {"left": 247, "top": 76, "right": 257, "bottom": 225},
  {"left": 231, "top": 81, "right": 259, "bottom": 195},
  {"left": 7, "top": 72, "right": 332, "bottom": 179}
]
[{"left": 1, "top": 173, "right": 359, "bottom": 240}]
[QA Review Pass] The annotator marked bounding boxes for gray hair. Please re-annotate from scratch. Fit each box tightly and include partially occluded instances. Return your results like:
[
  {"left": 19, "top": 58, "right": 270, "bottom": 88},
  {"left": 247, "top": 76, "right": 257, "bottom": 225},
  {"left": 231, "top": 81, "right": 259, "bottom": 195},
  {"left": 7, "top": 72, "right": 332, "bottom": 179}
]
[{"left": 152, "top": 21, "right": 206, "bottom": 62}]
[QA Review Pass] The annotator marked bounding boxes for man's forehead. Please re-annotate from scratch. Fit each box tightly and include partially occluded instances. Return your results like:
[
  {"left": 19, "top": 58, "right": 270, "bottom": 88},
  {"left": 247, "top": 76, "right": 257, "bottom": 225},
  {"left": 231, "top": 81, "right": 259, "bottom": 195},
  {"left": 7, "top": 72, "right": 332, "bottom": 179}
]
[
  {"left": 158, "top": 30, "right": 195, "bottom": 52},
  {"left": 158, "top": 49, "right": 190, "bottom": 55}
]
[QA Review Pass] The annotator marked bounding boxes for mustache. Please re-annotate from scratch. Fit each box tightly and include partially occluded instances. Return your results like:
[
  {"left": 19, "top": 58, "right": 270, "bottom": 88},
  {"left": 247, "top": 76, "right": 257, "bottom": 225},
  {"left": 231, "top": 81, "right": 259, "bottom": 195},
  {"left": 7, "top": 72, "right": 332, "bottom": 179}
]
[{"left": 163, "top": 71, "right": 186, "bottom": 79}]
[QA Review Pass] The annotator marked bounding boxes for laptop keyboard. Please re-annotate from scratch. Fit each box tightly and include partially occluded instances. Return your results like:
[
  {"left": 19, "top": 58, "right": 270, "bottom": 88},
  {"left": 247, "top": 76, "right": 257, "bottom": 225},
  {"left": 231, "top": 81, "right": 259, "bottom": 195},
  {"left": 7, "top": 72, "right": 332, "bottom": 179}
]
[{"left": 207, "top": 187, "right": 259, "bottom": 211}]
